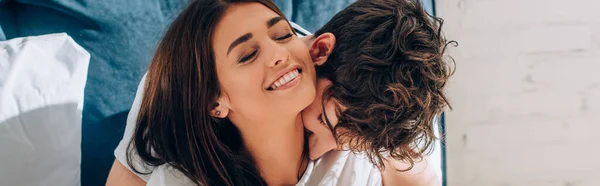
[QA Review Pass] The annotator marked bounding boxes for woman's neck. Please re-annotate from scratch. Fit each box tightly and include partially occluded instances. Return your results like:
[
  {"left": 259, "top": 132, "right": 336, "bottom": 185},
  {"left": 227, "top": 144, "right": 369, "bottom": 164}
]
[{"left": 241, "top": 115, "right": 308, "bottom": 186}]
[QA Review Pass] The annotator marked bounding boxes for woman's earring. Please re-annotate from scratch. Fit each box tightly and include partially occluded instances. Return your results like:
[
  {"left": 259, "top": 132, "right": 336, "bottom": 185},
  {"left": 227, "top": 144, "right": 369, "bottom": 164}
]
[{"left": 216, "top": 111, "right": 221, "bottom": 116}]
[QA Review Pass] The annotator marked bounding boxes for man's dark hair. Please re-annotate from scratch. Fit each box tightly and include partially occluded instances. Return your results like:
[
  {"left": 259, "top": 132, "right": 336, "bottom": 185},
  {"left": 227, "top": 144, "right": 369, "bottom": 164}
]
[{"left": 315, "top": 0, "right": 455, "bottom": 170}]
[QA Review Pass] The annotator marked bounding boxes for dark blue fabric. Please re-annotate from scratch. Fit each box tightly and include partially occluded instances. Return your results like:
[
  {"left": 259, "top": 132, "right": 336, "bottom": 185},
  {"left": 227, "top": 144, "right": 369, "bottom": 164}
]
[
  {"left": 0, "top": 1, "right": 12, "bottom": 41},
  {"left": 0, "top": 25, "right": 5, "bottom": 40},
  {"left": 0, "top": 0, "right": 189, "bottom": 185}
]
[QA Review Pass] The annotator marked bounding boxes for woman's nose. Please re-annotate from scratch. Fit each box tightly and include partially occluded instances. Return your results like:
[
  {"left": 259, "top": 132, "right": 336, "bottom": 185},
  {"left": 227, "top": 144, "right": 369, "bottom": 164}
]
[{"left": 266, "top": 43, "right": 290, "bottom": 68}]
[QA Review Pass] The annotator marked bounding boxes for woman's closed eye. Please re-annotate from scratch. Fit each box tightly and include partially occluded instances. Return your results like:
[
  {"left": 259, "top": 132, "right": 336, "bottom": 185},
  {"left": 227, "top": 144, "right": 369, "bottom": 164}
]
[
  {"left": 239, "top": 50, "right": 258, "bottom": 63},
  {"left": 276, "top": 33, "right": 294, "bottom": 41}
]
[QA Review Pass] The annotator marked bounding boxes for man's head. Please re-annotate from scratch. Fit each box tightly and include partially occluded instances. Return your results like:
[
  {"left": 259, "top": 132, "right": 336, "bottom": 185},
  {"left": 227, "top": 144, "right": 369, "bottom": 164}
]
[{"left": 303, "top": 0, "right": 454, "bottom": 169}]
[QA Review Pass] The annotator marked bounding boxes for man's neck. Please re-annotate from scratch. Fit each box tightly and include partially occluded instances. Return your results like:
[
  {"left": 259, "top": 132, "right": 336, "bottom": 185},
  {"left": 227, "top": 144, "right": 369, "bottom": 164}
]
[{"left": 242, "top": 115, "right": 308, "bottom": 185}]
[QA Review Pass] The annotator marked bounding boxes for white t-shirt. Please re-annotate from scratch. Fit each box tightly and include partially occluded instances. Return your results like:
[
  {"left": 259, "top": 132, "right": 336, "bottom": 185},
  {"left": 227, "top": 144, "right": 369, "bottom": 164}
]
[{"left": 114, "top": 74, "right": 382, "bottom": 186}]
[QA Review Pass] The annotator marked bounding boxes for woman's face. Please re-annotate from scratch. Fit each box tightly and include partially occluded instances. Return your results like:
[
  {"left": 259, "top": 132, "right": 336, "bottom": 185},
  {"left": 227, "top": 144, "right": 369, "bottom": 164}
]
[{"left": 212, "top": 3, "right": 317, "bottom": 127}]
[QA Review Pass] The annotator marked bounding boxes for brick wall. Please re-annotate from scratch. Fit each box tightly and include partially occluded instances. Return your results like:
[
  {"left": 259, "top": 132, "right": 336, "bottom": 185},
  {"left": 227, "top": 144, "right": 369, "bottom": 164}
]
[{"left": 437, "top": 0, "right": 600, "bottom": 185}]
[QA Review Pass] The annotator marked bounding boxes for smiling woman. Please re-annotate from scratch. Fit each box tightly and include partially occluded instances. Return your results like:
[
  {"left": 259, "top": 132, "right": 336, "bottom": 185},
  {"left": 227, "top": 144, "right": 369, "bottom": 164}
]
[{"left": 106, "top": 0, "right": 318, "bottom": 186}]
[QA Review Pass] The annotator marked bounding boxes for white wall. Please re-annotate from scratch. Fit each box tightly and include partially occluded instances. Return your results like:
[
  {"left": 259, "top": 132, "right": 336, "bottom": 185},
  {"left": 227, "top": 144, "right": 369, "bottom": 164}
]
[{"left": 437, "top": 0, "right": 600, "bottom": 185}]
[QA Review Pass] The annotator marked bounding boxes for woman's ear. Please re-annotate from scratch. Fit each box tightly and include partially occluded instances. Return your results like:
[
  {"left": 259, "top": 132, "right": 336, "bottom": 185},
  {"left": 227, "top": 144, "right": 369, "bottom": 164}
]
[
  {"left": 309, "top": 32, "right": 336, "bottom": 66},
  {"left": 210, "top": 94, "right": 231, "bottom": 118}
]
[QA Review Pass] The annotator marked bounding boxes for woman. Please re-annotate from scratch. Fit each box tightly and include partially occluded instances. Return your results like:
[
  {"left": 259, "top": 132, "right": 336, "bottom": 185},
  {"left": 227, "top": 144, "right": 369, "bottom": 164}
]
[{"left": 107, "top": 0, "right": 317, "bottom": 185}]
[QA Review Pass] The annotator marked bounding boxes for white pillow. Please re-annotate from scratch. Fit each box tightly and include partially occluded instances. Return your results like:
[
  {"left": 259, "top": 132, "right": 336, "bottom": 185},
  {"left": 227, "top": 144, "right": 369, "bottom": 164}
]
[{"left": 0, "top": 33, "right": 89, "bottom": 186}]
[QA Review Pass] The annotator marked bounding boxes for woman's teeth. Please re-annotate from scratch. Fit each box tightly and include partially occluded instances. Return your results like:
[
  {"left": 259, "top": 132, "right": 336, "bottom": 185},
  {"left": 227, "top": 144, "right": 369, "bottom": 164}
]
[{"left": 271, "top": 69, "right": 300, "bottom": 90}]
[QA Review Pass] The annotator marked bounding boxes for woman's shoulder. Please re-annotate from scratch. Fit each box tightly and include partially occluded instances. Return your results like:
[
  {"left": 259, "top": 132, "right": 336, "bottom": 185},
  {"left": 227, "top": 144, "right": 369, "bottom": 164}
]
[{"left": 297, "top": 150, "right": 382, "bottom": 186}]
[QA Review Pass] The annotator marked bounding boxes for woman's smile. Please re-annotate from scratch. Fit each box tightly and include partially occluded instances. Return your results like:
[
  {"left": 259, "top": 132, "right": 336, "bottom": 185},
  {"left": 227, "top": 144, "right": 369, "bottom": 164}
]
[{"left": 267, "top": 68, "right": 302, "bottom": 91}]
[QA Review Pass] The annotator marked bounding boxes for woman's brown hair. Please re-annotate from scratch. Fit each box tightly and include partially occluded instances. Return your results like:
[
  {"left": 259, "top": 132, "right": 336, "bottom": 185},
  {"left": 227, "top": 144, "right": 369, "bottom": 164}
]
[
  {"left": 314, "top": 0, "right": 456, "bottom": 170},
  {"left": 126, "top": 0, "right": 293, "bottom": 185}
]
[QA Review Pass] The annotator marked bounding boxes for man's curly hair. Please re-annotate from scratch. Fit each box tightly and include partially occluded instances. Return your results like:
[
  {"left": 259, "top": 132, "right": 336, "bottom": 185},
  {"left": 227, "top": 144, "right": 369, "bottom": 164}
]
[{"left": 314, "top": 0, "right": 455, "bottom": 170}]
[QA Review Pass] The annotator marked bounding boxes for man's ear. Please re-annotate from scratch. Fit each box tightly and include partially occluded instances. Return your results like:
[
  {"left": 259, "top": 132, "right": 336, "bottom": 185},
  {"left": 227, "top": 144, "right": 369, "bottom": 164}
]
[
  {"left": 210, "top": 93, "right": 231, "bottom": 119},
  {"left": 309, "top": 32, "right": 336, "bottom": 66}
]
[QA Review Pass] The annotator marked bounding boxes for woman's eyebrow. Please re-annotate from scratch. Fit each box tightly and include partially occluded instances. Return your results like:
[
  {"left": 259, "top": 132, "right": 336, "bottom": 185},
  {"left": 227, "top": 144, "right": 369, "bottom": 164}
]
[
  {"left": 267, "top": 16, "right": 283, "bottom": 28},
  {"left": 227, "top": 33, "right": 253, "bottom": 56}
]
